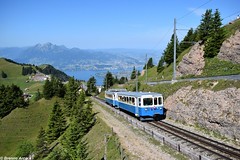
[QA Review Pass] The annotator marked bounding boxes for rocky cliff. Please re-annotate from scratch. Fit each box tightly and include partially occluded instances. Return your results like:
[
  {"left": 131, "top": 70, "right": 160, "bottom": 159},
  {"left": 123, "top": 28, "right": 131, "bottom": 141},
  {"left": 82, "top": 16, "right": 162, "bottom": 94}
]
[
  {"left": 164, "top": 86, "right": 240, "bottom": 141},
  {"left": 176, "top": 29, "right": 240, "bottom": 77},
  {"left": 176, "top": 42, "right": 205, "bottom": 77},
  {"left": 218, "top": 30, "right": 240, "bottom": 64}
]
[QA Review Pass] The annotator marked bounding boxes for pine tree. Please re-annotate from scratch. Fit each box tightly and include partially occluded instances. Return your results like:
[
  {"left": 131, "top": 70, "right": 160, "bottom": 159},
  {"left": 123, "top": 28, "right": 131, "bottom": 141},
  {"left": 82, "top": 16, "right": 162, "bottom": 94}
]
[
  {"left": 35, "top": 127, "right": 48, "bottom": 159},
  {"left": 104, "top": 71, "right": 114, "bottom": 89},
  {"left": 130, "top": 66, "right": 136, "bottom": 80},
  {"left": 197, "top": 9, "right": 213, "bottom": 43},
  {"left": 0, "top": 84, "right": 27, "bottom": 118},
  {"left": 43, "top": 79, "right": 53, "bottom": 100},
  {"left": 143, "top": 57, "right": 154, "bottom": 69},
  {"left": 119, "top": 77, "right": 127, "bottom": 84},
  {"left": 47, "top": 101, "right": 66, "bottom": 144},
  {"left": 203, "top": 9, "right": 225, "bottom": 58},
  {"left": 61, "top": 117, "right": 87, "bottom": 159},
  {"left": 157, "top": 56, "right": 165, "bottom": 73},
  {"left": 34, "top": 89, "right": 42, "bottom": 101},
  {"left": 61, "top": 91, "right": 95, "bottom": 159},
  {"left": 64, "top": 77, "right": 79, "bottom": 116},
  {"left": 1, "top": 71, "right": 7, "bottom": 78},
  {"left": 163, "top": 34, "right": 180, "bottom": 65},
  {"left": 113, "top": 76, "right": 119, "bottom": 84},
  {"left": 72, "top": 91, "right": 85, "bottom": 117},
  {"left": 76, "top": 138, "right": 89, "bottom": 160},
  {"left": 179, "top": 28, "right": 196, "bottom": 53},
  {"left": 81, "top": 102, "right": 95, "bottom": 132},
  {"left": 74, "top": 91, "right": 95, "bottom": 131},
  {"left": 87, "top": 76, "right": 96, "bottom": 94}
]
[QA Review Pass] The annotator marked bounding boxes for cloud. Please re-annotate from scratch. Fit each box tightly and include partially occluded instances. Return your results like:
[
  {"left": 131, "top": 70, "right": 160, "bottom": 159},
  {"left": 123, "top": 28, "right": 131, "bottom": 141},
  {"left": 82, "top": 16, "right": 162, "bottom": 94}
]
[{"left": 188, "top": 7, "right": 206, "bottom": 16}]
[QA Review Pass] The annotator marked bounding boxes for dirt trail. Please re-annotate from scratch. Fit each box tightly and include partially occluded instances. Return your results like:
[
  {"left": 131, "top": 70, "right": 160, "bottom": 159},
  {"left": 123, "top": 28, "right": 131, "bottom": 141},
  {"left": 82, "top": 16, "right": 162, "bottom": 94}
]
[{"left": 92, "top": 102, "right": 175, "bottom": 160}]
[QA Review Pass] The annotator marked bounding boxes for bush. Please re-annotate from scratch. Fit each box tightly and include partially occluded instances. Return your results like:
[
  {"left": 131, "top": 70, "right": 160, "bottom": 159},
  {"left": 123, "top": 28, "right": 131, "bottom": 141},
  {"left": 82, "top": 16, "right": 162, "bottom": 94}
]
[{"left": 16, "top": 141, "right": 34, "bottom": 158}]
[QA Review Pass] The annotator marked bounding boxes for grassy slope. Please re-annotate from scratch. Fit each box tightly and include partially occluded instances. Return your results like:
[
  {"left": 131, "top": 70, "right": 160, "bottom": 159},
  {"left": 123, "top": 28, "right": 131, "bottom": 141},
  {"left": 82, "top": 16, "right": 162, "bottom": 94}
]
[
  {"left": 0, "top": 58, "right": 44, "bottom": 94},
  {"left": 0, "top": 98, "right": 57, "bottom": 156},
  {"left": 224, "top": 19, "right": 240, "bottom": 38},
  {"left": 0, "top": 57, "right": 121, "bottom": 157},
  {"left": 137, "top": 20, "right": 240, "bottom": 82},
  {"left": 85, "top": 118, "right": 122, "bottom": 160}
]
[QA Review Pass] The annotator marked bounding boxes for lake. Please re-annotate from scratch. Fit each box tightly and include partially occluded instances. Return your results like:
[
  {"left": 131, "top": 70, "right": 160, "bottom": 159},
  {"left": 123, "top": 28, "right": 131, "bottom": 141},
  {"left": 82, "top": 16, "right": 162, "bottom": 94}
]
[{"left": 65, "top": 69, "right": 137, "bottom": 86}]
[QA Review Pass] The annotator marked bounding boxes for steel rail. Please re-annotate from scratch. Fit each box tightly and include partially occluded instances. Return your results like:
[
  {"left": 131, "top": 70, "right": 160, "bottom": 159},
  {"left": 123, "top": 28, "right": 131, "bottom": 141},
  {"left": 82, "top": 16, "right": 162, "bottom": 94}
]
[{"left": 151, "top": 121, "right": 240, "bottom": 159}]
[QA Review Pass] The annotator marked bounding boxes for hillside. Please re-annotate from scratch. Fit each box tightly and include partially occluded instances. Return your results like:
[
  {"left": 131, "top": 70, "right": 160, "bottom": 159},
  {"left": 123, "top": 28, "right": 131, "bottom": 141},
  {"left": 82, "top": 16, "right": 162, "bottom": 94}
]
[
  {"left": 0, "top": 58, "right": 43, "bottom": 95},
  {"left": 0, "top": 98, "right": 56, "bottom": 156},
  {"left": 0, "top": 58, "right": 69, "bottom": 86},
  {"left": 138, "top": 19, "right": 240, "bottom": 82},
  {"left": 123, "top": 19, "right": 240, "bottom": 143}
]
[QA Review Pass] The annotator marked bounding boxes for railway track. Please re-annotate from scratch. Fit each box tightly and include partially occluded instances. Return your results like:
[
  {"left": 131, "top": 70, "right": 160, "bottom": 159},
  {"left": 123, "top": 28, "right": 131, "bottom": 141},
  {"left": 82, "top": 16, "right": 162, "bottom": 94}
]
[
  {"left": 93, "top": 96, "right": 240, "bottom": 160},
  {"left": 150, "top": 121, "right": 240, "bottom": 160}
]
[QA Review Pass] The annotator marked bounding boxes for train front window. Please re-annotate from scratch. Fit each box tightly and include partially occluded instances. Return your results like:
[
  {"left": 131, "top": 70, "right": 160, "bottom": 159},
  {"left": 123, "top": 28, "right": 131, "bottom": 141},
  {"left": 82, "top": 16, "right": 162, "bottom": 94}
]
[{"left": 143, "top": 98, "right": 153, "bottom": 106}]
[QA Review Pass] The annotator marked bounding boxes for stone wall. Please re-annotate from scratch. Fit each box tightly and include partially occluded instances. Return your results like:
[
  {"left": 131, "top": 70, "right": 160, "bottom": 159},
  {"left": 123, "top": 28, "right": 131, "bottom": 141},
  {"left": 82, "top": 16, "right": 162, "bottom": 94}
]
[{"left": 164, "top": 86, "right": 240, "bottom": 141}]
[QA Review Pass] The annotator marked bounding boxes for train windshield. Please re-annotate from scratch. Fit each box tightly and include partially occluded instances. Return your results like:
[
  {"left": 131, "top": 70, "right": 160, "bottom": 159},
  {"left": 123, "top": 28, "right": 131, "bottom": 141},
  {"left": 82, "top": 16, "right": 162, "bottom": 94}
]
[{"left": 143, "top": 98, "right": 153, "bottom": 106}]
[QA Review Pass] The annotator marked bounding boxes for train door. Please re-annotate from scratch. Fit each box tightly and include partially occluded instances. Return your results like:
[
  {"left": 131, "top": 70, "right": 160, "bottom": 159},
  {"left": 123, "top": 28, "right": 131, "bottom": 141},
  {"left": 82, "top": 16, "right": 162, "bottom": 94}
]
[
  {"left": 112, "top": 93, "right": 116, "bottom": 106},
  {"left": 135, "top": 97, "right": 140, "bottom": 117},
  {"left": 114, "top": 93, "right": 119, "bottom": 107}
]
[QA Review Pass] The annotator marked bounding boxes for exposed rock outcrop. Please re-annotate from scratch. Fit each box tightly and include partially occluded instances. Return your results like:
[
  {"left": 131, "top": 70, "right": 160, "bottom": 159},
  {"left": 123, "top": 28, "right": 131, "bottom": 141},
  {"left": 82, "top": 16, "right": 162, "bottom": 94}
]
[
  {"left": 218, "top": 30, "right": 240, "bottom": 64},
  {"left": 164, "top": 86, "right": 240, "bottom": 141},
  {"left": 176, "top": 42, "right": 205, "bottom": 77}
]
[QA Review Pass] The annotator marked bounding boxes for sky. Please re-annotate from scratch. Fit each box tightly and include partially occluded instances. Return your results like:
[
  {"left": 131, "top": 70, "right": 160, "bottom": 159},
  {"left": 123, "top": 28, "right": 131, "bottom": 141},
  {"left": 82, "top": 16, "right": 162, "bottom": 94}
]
[{"left": 0, "top": 0, "right": 239, "bottom": 50}]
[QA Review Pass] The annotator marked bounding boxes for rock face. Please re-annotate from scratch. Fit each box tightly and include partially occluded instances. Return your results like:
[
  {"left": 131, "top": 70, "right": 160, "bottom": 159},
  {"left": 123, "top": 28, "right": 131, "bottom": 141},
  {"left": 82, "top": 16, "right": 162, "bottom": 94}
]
[
  {"left": 218, "top": 30, "right": 240, "bottom": 64},
  {"left": 164, "top": 86, "right": 240, "bottom": 141},
  {"left": 176, "top": 42, "right": 205, "bottom": 77}
]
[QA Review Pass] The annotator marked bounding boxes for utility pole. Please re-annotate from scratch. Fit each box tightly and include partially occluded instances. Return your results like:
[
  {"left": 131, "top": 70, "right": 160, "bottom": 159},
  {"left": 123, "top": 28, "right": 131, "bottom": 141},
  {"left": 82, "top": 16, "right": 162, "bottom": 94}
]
[
  {"left": 145, "top": 54, "right": 148, "bottom": 83},
  {"left": 136, "top": 69, "right": 138, "bottom": 92},
  {"left": 173, "top": 18, "right": 177, "bottom": 81}
]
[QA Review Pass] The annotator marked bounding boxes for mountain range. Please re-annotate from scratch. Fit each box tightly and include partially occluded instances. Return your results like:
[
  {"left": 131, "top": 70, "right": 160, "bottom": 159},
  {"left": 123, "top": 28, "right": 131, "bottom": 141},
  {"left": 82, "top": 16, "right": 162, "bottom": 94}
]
[{"left": 0, "top": 43, "right": 160, "bottom": 71}]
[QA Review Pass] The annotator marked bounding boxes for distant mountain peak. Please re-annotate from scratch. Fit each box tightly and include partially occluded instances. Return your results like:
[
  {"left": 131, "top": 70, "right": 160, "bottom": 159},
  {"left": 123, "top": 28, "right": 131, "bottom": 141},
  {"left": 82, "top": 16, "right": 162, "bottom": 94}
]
[{"left": 32, "top": 42, "right": 67, "bottom": 52}]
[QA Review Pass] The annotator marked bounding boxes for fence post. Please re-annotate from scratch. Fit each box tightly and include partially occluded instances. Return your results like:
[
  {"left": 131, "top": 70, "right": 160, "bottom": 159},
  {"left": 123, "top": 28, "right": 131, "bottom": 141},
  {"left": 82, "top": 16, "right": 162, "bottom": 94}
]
[
  {"left": 121, "top": 146, "right": 123, "bottom": 160},
  {"left": 104, "top": 134, "right": 107, "bottom": 160},
  {"left": 177, "top": 144, "right": 180, "bottom": 152}
]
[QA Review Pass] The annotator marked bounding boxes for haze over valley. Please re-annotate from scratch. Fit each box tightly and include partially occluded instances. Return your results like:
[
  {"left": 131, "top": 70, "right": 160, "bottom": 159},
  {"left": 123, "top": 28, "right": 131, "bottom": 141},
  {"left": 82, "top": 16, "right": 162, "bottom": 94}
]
[{"left": 0, "top": 42, "right": 159, "bottom": 72}]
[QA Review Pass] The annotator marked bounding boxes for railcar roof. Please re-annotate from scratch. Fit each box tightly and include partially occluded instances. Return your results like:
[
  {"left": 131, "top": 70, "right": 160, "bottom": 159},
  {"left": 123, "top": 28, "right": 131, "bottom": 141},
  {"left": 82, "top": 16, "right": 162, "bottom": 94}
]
[
  {"left": 106, "top": 89, "right": 127, "bottom": 93},
  {"left": 117, "top": 91, "right": 162, "bottom": 97}
]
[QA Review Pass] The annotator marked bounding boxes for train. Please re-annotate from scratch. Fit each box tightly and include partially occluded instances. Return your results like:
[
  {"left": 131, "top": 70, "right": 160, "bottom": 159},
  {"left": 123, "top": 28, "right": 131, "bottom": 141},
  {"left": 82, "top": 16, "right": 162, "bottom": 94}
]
[{"left": 105, "top": 89, "right": 165, "bottom": 121}]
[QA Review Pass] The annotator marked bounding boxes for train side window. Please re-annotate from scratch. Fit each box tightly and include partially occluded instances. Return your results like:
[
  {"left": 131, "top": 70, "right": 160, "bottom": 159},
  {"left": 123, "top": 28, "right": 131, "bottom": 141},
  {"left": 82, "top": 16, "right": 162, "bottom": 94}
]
[
  {"left": 154, "top": 97, "right": 158, "bottom": 105},
  {"left": 138, "top": 98, "right": 141, "bottom": 106},
  {"left": 158, "top": 97, "right": 162, "bottom": 105},
  {"left": 132, "top": 98, "right": 135, "bottom": 105}
]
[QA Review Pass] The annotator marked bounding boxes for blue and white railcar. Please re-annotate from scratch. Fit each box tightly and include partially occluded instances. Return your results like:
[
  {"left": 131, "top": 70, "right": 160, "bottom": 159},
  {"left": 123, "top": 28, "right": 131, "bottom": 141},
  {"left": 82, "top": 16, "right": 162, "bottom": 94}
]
[
  {"left": 116, "top": 92, "right": 164, "bottom": 121},
  {"left": 105, "top": 89, "right": 127, "bottom": 107}
]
